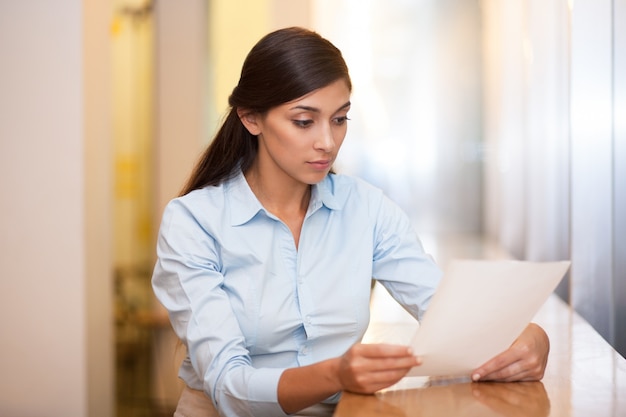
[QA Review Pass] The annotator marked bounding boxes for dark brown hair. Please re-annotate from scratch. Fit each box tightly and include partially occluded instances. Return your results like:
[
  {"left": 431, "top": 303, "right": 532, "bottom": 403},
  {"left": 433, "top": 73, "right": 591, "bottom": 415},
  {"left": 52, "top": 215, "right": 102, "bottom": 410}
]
[{"left": 180, "top": 27, "right": 352, "bottom": 195}]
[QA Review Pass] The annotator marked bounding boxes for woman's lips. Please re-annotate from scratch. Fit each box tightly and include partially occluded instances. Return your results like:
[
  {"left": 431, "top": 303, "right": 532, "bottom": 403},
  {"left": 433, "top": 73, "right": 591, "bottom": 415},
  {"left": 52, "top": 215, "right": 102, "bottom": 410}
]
[{"left": 308, "top": 160, "right": 332, "bottom": 170}]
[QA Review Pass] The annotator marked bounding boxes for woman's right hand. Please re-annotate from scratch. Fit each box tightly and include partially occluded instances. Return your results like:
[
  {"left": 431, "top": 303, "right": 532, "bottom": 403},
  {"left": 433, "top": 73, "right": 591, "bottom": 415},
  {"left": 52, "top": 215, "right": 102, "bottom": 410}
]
[
  {"left": 278, "top": 343, "right": 419, "bottom": 413},
  {"left": 336, "top": 343, "right": 421, "bottom": 394}
]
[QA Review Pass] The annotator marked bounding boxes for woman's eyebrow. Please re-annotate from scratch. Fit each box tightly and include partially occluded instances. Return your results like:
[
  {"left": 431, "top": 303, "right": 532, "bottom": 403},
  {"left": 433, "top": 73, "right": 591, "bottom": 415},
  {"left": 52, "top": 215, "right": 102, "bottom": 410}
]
[{"left": 290, "top": 101, "right": 351, "bottom": 113}]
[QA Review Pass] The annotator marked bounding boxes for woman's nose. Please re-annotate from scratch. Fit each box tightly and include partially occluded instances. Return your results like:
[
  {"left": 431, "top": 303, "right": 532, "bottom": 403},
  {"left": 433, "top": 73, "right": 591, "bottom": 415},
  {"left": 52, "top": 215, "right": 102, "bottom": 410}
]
[{"left": 314, "top": 124, "right": 335, "bottom": 151}]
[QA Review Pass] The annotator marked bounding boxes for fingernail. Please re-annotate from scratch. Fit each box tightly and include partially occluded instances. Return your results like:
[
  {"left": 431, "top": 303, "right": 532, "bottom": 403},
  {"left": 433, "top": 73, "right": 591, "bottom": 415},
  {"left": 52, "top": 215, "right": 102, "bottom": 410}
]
[{"left": 472, "top": 373, "right": 481, "bottom": 381}]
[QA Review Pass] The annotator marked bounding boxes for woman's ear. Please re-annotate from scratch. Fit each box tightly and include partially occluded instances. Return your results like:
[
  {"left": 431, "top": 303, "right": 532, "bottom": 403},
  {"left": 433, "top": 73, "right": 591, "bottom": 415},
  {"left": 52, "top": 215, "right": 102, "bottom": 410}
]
[{"left": 237, "top": 108, "right": 262, "bottom": 136}]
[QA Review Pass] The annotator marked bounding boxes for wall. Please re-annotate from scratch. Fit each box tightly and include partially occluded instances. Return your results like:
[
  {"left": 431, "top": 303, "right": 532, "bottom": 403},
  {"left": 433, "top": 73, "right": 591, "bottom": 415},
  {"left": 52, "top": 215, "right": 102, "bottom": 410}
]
[
  {"left": 84, "top": 1, "right": 115, "bottom": 416},
  {"left": 0, "top": 1, "right": 113, "bottom": 416}
]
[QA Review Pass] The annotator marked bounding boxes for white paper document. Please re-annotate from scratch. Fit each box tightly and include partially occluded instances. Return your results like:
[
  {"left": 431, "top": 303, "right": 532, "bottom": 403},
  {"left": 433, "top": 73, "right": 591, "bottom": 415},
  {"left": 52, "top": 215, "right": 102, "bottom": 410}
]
[{"left": 407, "top": 259, "right": 571, "bottom": 377}]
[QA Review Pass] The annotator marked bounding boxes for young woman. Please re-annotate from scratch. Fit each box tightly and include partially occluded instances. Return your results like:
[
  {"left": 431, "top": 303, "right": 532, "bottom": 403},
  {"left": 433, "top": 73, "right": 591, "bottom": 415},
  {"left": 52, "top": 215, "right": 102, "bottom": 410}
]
[{"left": 152, "top": 27, "right": 549, "bottom": 417}]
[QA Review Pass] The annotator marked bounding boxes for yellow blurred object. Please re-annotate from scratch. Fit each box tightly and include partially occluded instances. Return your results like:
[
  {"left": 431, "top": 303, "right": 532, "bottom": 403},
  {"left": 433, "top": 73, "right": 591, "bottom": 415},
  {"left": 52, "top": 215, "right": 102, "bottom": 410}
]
[{"left": 110, "top": 15, "right": 123, "bottom": 37}]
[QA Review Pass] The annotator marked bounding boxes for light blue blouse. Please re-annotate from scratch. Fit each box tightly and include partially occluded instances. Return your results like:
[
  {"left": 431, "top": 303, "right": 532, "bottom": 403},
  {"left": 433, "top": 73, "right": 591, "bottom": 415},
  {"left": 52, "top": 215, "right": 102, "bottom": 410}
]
[{"left": 152, "top": 171, "right": 442, "bottom": 417}]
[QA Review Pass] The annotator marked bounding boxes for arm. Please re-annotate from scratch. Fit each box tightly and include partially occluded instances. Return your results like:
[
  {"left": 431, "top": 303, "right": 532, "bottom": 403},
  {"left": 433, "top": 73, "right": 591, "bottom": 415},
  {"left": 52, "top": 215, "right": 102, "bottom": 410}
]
[
  {"left": 471, "top": 323, "right": 550, "bottom": 382},
  {"left": 153, "top": 199, "right": 286, "bottom": 416},
  {"left": 370, "top": 193, "right": 443, "bottom": 321},
  {"left": 277, "top": 344, "right": 420, "bottom": 414},
  {"left": 365, "top": 192, "right": 548, "bottom": 383}
]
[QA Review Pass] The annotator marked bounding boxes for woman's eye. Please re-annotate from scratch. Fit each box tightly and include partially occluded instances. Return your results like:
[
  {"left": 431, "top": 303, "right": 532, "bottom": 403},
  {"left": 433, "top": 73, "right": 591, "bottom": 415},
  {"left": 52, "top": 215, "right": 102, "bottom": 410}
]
[
  {"left": 333, "top": 116, "right": 351, "bottom": 126},
  {"left": 293, "top": 119, "right": 313, "bottom": 128}
]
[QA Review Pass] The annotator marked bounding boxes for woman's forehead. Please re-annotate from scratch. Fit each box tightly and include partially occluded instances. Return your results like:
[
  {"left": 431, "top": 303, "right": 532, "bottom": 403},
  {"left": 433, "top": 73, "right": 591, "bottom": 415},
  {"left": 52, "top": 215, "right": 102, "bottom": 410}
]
[{"left": 282, "top": 79, "right": 351, "bottom": 111}]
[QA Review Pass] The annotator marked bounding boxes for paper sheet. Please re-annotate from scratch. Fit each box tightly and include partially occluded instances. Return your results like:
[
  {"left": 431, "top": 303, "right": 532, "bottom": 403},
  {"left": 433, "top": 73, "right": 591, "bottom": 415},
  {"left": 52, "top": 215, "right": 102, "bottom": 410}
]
[{"left": 407, "top": 259, "right": 570, "bottom": 377}]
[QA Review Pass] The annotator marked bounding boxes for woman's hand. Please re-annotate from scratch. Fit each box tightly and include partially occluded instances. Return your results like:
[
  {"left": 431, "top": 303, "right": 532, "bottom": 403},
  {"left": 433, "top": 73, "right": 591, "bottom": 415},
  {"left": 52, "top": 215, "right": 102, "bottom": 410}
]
[
  {"left": 337, "top": 343, "right": 421, "bottom": 394},
  {"left": 471, "top": 323, "right": 550, "bottom": 382},
  {"left": 278, "top": 343, "right": 419, "bottom": 414}
]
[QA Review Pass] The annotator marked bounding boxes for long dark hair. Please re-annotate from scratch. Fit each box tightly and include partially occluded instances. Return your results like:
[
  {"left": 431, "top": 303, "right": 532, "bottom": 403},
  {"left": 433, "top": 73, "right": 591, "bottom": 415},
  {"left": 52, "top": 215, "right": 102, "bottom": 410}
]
[{"left": 180, "top": 27, "right": 352, "bottom": 196}]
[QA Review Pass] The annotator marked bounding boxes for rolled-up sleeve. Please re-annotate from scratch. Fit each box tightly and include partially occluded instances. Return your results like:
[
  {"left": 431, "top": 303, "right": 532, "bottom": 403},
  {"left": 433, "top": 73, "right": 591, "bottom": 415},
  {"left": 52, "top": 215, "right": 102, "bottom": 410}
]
[
  {"left": 371, "top": 194, "right": 442, "bottom": 321},
  {"left": 152, "top": 200, "right": 288, "bottom": 417}
]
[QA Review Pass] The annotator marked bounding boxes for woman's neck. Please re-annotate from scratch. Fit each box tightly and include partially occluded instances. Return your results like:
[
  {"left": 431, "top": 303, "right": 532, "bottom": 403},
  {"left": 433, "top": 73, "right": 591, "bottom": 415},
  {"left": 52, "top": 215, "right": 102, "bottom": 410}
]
[
  {"left": 244, "top": 166, "right": 311, "bottom": 218},
  {"left": 245, "top": 165, "right": 311, "bottom": 249}
]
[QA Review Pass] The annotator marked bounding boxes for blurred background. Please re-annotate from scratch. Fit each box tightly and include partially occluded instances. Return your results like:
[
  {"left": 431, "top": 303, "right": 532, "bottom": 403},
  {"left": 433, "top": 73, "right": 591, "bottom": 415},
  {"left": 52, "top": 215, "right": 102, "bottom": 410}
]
[{"left": 1, "top": 0, "right": 624, "bottom": 416}]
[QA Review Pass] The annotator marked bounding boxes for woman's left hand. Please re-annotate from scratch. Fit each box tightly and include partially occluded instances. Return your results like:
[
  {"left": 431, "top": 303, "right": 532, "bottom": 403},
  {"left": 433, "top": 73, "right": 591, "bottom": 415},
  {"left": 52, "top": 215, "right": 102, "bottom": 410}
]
[{"left": 471, "top": 323, "right": 550, "bottom": 382}]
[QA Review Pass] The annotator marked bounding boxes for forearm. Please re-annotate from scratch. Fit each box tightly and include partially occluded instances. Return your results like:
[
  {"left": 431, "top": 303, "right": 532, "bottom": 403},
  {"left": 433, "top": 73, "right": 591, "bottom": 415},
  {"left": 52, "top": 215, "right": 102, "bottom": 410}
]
[{"left": 277, "top": 358, "right": 342, "bottom": 414}]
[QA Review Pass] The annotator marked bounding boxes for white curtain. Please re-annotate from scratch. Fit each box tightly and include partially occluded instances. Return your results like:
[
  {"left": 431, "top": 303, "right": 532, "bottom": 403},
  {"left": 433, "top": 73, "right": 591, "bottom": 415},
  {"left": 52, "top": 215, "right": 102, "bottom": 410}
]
[
  {"left": 615, "top": 0, "right": 626, "bottom": 356},
  {"left": 482, "top": 0, "right": 626, "bottom": 356},
  {"left": 313, "top": 0, "right": 483, "bottom": 236},
  {"left": 481, "top": 0, "right": 571, "bottom": 295},
  {"left": 311, "top": 0, "right": 625, "bottom": 356}
]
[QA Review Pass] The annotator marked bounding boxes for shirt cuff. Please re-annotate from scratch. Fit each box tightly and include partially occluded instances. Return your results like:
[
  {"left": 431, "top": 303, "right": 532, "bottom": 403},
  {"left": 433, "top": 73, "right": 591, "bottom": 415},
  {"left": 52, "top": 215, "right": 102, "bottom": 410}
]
[{"left": 248, "top": 367, "right": 288, "bottom": 416}]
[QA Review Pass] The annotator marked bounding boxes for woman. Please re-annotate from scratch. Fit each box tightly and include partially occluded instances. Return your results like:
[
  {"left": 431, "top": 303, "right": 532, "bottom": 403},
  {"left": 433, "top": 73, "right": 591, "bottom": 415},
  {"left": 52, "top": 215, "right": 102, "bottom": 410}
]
[{"left": 152, "top": 27, "right": 549, "bottom": 417}]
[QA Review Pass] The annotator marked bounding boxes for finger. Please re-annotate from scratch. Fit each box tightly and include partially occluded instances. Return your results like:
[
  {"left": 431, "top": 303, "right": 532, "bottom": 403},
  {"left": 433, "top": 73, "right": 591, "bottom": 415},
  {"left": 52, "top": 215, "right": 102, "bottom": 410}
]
[
  {"left": 473, "top": 323, "right": 549, "bottom": 382},
  {"left": 344, "top": 351, "right": 420, "bottom": 375},
  {"left": 476, "top": 357, "right": 543, "bottom": 382},
  {"left": 477, "top": 349, "right": 547, "bottom": 381},
  {"left": 357, "top": 343, "right": 418, "bottom": 358},
  {"left": 371, "top": 368, "right": 414, "bottom": 386},
  {"left": 480, "top": 361, "right": 547, "bottom": 382},
  {"left": 472, "top": 349, "right": 522, "bottom": 381},
  {"left": 349, "top": 366, "right": 415, "bottom": 393},
  {"left": 341, "top": 347, "right": 419, "bottom": 378},
  {"left": 478, "top": 363, "right": 526, "bottom": 382},
  {"left": 367, "top": 355, "right": 421, "bottom": 372}
]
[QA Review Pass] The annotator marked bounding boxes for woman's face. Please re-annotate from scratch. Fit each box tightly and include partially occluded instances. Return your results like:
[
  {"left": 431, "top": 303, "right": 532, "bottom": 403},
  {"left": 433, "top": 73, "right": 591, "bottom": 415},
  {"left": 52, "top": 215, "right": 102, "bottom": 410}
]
[{"left": 243, "top": 79, "right": 351, "bottom": 186}]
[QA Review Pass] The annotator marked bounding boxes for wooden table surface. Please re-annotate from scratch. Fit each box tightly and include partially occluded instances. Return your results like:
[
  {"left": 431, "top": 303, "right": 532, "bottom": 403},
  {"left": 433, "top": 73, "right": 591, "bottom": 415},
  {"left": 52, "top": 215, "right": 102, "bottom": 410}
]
[
  {"left": 334, "top": 294, "right": 626, "bottom": 417},
  {"left": 333, "top": 234, "right": 626, "bottom": 417}
]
